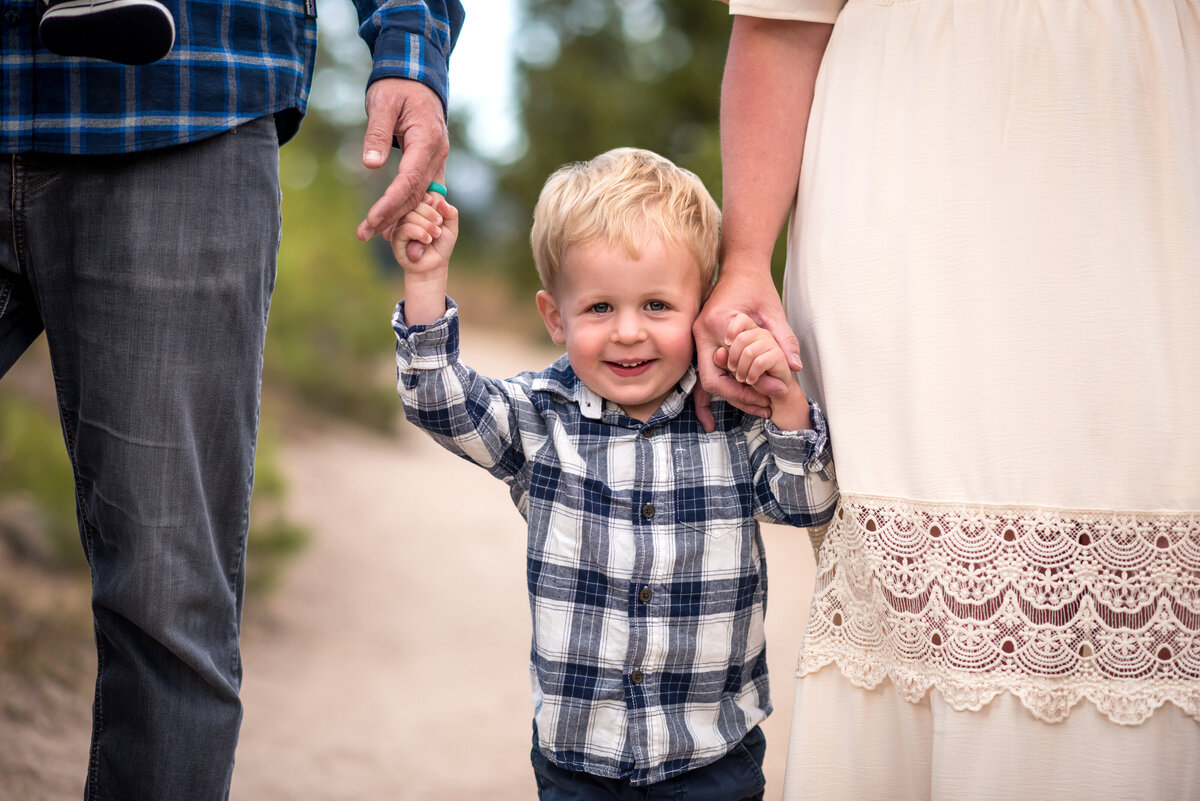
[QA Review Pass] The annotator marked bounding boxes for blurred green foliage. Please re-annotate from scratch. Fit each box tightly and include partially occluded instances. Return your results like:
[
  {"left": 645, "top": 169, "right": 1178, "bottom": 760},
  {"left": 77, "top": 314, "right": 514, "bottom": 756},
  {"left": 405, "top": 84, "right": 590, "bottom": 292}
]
[
  {"left": 269, "top": 111, "right": 399, "bottom": 432},
  {"left": 489, "top": 0, "right": 788, "bottom": 294},
  {"left": 0, "top": 393, "right": 81, "bottom": 568}
]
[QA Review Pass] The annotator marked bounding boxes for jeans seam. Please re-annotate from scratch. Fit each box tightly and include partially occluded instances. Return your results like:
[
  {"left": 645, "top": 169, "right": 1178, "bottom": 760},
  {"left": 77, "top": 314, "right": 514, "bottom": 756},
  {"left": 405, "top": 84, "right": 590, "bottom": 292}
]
[
  {"left": 9, "top": 155, "right": 24, "bottom": 279},
  {"left": 47, "top": 333, "right": 107, "bottom": 801}
]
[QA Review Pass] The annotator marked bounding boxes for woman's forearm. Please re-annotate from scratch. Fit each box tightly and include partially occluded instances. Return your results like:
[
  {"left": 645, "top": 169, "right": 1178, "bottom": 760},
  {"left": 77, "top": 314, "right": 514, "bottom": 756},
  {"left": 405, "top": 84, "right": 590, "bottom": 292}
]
[{"left": 720, "top": 16, "right": 832, "bottom": 275}]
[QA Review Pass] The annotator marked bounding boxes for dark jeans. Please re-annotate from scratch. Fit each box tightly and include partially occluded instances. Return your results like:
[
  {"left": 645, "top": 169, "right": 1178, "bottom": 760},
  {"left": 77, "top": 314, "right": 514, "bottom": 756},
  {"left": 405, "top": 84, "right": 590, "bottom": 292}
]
[
  {"left": 531, "top": 724, "right": 767, "bottom": 801},
  {"left": 0, "top": 116, "right": 281, "bottom": 801}
]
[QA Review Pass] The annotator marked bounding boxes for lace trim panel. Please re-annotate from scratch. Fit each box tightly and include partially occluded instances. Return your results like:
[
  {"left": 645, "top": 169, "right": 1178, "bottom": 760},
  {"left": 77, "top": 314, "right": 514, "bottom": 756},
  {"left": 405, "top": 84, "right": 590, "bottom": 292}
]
[{"left": 798, "top": 494, "right": 1200, "bottom": 725}]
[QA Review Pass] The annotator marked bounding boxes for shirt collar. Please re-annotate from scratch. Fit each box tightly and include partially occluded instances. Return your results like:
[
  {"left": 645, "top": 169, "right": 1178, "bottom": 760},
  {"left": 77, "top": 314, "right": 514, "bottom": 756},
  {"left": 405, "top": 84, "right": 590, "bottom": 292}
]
[{"left": 530, "top": 356, "right": 697, "bottom": 423}]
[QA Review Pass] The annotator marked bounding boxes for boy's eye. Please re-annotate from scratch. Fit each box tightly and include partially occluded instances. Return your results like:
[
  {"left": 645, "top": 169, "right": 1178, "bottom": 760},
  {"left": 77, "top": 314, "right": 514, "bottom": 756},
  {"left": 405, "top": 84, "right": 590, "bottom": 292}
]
[
  {"left": 645, "top": 300, "right": 667, "bottom": 312},
  {"left": 589, "top": 302, "right": 611, "bottom": 314}
]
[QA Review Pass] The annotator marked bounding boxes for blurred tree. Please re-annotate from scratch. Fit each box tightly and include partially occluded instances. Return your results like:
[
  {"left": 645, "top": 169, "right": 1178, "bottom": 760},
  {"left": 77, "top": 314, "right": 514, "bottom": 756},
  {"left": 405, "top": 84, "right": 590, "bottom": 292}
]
[
  {"left": 269, "top": 104, "right": 400, "bottom": 431},
  {"left": 487, "top": 0, "right": 785, "bottom": 294}
]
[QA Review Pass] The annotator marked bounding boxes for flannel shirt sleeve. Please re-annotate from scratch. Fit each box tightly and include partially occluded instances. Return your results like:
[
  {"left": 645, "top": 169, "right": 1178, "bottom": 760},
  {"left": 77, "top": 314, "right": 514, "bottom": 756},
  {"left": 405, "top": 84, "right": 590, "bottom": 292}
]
[
  {"left": 393, "top": 299, "right": 528, "bottom": 483},
  {"left": 743, "top": 400, "right": 839, "bottom": 528},
  {"left": 353, "top": 0, "right": 465, "bottom": 110}
]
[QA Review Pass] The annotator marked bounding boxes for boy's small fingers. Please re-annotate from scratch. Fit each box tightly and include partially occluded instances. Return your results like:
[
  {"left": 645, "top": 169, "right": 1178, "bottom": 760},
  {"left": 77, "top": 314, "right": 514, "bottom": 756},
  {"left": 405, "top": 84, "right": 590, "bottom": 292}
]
[
  {"left": 724, "top": 315, "right": 750, "bottom": 342},
  {"left": 397, "top": 221, "right": 435, "bottom": 245},
  {"left": 413, "top": 200, "right": 444, "bottom": 226},
  {"left": 745, "top": 358, "right": 766, "bottom": 386}
]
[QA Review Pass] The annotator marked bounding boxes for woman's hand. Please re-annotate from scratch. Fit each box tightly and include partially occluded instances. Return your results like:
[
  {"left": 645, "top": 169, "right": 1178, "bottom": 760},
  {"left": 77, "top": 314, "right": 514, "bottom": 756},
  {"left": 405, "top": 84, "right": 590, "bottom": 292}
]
[{"left": 693, "top": 263, "right": 800, "bottom": 429}]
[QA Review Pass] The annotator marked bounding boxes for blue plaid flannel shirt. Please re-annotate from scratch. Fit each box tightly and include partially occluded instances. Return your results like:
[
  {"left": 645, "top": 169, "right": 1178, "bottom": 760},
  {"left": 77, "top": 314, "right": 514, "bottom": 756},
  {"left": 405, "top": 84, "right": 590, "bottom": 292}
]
[
  {"left": 0, "top": 0, "right": 463, "bottom": 154},
  {"left": 394, "top": 300, "right": 839, "bottom": 786}
]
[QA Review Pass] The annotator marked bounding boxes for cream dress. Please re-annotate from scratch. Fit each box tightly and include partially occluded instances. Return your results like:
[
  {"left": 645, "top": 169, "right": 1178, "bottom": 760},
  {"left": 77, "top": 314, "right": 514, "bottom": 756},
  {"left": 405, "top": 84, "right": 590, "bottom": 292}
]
[{"left": 725, "top": 0, "right": 1200, "bottom": 798}]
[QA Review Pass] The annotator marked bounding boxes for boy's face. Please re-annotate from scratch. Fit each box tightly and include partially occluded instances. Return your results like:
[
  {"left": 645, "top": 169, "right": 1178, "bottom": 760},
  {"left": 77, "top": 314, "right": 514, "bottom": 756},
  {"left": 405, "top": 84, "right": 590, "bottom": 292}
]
[{"left": 536, "top": 236, "right": 704, "bottom": 423}]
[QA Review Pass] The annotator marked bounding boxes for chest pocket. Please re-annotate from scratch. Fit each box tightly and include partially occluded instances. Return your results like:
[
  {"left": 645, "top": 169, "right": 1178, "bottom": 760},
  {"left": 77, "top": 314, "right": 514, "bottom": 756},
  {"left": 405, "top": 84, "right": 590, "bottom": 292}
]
[
  {"left": 525, "top": 460, "right": 630, "bottom": 576},
  {"left": 672, "top": 441, "right": 755, "bottom": 580},
  {"left": 672, "top": 440, "right": 753, "bottom": 539}
]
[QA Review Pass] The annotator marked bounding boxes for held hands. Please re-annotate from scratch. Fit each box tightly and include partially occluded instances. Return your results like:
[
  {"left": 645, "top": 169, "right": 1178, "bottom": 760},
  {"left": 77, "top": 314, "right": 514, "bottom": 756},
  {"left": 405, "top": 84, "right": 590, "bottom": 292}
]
[
  {"left": 358, "top": 78, "right": 451, "bottom": 249},
  {"left": 692, "top": 264, "right": 804, "bottom": 430},
  {"left": 717, "top": 312, "right": 795, "bottom": 388},
  {"left": 389, "top": 191, "right": 458, "bottom": 275},
  {"left": 390, "top": 192, "right": 459, "bottom": 327},
  {"left": 715, "top": 313, "right": 812, "bottom": 432}
]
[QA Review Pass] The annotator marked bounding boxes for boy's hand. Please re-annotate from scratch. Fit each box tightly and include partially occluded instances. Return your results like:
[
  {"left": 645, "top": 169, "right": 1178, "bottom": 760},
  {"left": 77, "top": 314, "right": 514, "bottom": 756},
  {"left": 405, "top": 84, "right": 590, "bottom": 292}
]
[
  {"left": 717, "top": 312, "right": 796, "bottom": 389},
  {"left": 390, "top": 192, "right": 459, "bottom": 327},
  {"left": 389, "top": 192, "right": 459, "bottom": 277},
  {"left": 716, "top": 313, "right": 812, "bottom": 430}
]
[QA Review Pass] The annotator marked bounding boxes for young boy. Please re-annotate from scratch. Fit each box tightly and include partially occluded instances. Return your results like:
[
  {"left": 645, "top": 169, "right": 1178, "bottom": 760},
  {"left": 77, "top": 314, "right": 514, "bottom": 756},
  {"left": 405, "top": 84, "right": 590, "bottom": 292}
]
[{"left": 391, "top": 148, "right": 838, "bottom": 800}]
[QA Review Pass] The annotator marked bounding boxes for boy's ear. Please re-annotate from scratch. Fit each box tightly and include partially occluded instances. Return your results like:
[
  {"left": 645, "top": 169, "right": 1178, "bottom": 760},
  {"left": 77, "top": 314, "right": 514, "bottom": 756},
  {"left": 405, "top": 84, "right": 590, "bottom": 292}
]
[{"left": 536, "top": 290, "right": 567, "bottom": 346}]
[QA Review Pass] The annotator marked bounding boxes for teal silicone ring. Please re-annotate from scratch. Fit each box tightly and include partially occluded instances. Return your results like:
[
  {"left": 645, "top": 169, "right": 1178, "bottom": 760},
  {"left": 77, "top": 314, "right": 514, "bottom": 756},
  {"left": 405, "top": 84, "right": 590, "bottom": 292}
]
[{"left": 427, "top": 181, "right": 447, "bottom": 197}]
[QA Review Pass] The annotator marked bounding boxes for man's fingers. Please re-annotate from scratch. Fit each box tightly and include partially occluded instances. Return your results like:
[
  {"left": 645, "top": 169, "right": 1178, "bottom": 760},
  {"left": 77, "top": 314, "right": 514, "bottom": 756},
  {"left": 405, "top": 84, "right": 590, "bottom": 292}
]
[
  {"left": 358, "top": 147, "right": 445, "bottom": 240},
  {"left": 358, "top": 79, "right": 449, "bottom": 241},
  {"left": 361, "top": 93, "right": 402, "bottom": 170}
]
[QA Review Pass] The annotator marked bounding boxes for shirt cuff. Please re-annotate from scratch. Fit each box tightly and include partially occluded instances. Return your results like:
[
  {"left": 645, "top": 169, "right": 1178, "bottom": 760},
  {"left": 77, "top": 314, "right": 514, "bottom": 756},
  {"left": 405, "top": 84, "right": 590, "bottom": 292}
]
[
  {"left": 727, "top": 0, "right": 844, "bottom": 23},
  {"left": 765, "top": 400, "right": 833, "bottom": 474},
  {"left": 362, "top": 1, "right": 462, "bottom": 112},
  {"left": 393, "top": 297, "right": 459, "bottom": 371},
  {"left": 367, "top": 47, "right": 451, "bottom": 113}
]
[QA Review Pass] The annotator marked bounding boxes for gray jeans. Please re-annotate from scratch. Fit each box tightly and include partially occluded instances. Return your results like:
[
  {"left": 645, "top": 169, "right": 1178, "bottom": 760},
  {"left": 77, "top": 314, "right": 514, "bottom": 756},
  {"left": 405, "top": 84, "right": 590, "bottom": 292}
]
[{"left": 0, "top": 115, "right": 281, "bottom": 801}]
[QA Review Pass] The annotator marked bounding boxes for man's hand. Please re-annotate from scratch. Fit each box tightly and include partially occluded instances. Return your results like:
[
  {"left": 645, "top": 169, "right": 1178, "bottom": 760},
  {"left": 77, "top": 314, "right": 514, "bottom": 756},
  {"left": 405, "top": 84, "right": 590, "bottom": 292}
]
[
  {"left": 357, "top": 78, "right": 450, "bottom": 255},
  {"left": 692, "top": 263, "right": 802, "bottom": 431}
]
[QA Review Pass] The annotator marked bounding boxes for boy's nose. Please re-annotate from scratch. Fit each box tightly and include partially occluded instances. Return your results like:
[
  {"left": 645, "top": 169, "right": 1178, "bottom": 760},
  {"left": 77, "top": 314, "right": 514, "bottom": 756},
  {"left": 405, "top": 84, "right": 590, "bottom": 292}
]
[{"left": 610, "top": 311, "right": 648, "bottom": 344}]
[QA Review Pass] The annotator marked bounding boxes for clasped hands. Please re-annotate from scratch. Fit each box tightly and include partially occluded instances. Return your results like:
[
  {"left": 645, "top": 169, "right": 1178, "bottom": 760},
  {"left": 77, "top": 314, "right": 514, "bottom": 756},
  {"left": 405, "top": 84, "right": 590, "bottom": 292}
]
[
  {"left": 692, "top": 266, "right": 809, "bottom": 432},
  {"left": 356, "top": 77, "right": 449, "bottom": 261}
]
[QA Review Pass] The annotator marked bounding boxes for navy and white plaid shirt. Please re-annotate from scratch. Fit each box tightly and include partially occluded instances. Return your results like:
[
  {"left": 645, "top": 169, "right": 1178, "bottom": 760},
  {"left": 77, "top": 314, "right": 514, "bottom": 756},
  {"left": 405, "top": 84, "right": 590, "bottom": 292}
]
[
  {"left": 0, "top": 0, "right": 463, "bottom": 154},
  {"left": 394, "top": 300, "right": 839, "bottom": 786}
]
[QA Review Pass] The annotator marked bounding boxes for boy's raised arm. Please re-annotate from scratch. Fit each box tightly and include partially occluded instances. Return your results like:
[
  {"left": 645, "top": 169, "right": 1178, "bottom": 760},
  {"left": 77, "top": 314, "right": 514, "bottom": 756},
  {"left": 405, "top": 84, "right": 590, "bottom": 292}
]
[{"left": 389, "top": 191, "right": 459, "bottom": 326}]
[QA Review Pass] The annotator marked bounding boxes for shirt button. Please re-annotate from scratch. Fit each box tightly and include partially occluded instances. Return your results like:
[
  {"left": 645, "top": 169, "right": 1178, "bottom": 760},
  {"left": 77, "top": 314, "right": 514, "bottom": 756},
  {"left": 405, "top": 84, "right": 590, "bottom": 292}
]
[
  {"left": 639, "top": 586, "right": 653, "bottom": 603},
  {"left": 630, "top": 669, "right": 644, "bottom": 685},
  {"left": 4, "top": 10, "right": 21, "bottom": 24},
  {"left": 641, "top": 428, "right": 653, "bottom": 438},
  {"left": 641, "top": 503, "right": 655, "bottom": 520}
]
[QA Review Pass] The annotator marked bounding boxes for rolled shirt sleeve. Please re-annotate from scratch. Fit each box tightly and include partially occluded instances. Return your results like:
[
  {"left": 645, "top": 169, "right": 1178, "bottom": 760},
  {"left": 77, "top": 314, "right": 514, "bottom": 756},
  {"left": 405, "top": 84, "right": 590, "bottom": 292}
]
[{"left": 354, "top": 0, "right": 465, "bottom": 111}]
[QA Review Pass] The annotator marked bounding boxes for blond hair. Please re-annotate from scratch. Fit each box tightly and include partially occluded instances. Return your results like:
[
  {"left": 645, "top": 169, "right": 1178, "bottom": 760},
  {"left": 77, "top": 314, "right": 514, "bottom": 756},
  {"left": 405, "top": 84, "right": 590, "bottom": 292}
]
[{"left": 530, "top": 148, "right": 720, "bottom": 294}]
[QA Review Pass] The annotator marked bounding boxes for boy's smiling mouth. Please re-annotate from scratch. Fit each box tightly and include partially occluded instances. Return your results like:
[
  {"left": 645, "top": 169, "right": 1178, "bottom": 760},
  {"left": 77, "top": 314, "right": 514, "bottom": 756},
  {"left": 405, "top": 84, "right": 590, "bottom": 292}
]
[{"left": 606, "top": 359, "right": 656, "bottom": 376}]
